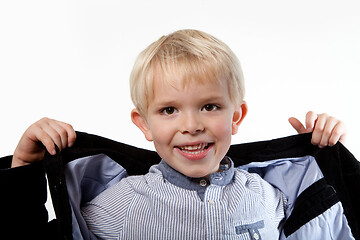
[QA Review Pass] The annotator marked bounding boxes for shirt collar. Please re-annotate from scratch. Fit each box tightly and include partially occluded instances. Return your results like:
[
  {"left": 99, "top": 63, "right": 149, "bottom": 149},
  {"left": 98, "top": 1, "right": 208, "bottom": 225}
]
[{"left": 157, "top": 157, "right": 235, "bottom": 201}]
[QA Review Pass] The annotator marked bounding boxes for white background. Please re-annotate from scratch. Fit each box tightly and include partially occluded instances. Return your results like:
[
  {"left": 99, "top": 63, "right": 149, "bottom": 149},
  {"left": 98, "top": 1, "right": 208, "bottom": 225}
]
[{"left": 1, "top": 1, "right": 359, "bottom": 159}]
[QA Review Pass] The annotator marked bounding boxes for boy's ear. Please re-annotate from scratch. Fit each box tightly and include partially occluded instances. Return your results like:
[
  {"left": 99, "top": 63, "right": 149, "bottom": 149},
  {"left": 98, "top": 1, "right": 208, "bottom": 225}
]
[
  {"left": 232, "top": 102, "right": 248, "bottom": 135},
  {"left": 131, "top": 109, "right": 153, "bottom": 141}
]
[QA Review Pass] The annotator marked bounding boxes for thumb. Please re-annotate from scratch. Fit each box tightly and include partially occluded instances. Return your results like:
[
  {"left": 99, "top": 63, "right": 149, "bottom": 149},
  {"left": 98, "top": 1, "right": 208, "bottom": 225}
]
[{"left": 288, "top": 117, "right": 307, "bottom": 134}]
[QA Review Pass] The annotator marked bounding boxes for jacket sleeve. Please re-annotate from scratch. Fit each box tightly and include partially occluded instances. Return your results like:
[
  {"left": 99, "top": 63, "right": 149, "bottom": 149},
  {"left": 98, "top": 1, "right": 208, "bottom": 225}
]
[
  {"left": 0, "top": 156, "right": 55, "bottom": 239},
  {"left": 313, "top": 142, "right": 360, "bottom": 239}
]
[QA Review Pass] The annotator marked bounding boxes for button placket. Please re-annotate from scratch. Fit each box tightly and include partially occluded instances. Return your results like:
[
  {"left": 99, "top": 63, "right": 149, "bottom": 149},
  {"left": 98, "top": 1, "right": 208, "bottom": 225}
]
[{"left": 199, "top": 179, "right": 207, "bottom": 187}]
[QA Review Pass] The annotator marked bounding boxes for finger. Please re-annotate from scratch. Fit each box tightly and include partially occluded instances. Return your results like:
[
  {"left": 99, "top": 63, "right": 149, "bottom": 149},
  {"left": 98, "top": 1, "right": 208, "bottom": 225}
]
[
  {"left": 29, "top": 118, "right": 76, "bottom": 155},
  {"left": 32, "top": 127, "right": 57, "bottom": 155},
  {"left": 311, "top": 113, "right": 328, "bottom": 147},
  {"left": 40, "top": 123, "right": 65, "bottom": 151},
  {"left": 288, "top": 117, "right": 306, "bottom": 134},
  {"left": 338, "top": 121, "right": 347, "bottom": 144},
  {"left": 56, "top": 121, "right": 77, "bottom": 147},
  {"left": 48, "top": 120, "right": 75, "bottom": 149},
  {"left": 328, "top": 121, "right": 347, "bottom": 146},
  {"left": 318, "top": 116, "right": 338, "bottom": 148},
  {"left": 305, "top": 111, "right": 318, "bottom": 132},
  {"left": 35, "top": 118, "right": 67, "bottom": 151}
]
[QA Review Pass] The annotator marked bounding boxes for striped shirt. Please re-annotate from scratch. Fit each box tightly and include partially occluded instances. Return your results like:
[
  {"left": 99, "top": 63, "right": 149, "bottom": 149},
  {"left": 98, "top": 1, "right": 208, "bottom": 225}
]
[{"left": 81, "top": 158, "right": 287, "bottom": 239}]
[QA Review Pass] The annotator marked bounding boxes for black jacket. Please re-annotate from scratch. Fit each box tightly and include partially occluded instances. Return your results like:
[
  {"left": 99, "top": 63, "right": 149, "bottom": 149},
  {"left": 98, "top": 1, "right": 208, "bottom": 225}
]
[{"left": 0, "top": 132, "right": 359, "bottom": 239}]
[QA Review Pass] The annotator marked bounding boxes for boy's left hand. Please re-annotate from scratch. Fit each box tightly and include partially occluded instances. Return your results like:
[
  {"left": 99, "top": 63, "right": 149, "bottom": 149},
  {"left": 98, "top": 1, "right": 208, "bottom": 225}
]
[{"left": 288, "top": 111, "right": 347, "bottom": 148}]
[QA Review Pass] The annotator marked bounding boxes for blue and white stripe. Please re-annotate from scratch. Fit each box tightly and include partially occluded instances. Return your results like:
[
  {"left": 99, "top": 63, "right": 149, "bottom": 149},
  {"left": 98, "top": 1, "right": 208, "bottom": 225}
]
[{"left": 81, "top": 159, "right": 286, "bottom": 239}]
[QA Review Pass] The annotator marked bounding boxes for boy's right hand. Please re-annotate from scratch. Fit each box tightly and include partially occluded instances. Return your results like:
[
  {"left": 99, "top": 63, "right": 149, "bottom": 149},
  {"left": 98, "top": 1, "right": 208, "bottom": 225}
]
[{"left": 12, "top": 118, "right": 76, "bottom": 168}]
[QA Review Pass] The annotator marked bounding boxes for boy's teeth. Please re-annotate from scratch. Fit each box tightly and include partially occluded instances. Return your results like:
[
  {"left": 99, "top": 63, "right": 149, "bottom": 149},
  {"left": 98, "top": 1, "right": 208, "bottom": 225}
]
[{"left": 180, "top": 143, "right": 207, "bottom": 151}]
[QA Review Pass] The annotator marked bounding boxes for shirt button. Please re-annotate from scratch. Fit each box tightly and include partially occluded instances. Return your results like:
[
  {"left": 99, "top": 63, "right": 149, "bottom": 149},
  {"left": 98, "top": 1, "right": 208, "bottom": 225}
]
[
  {"left": 208, "top": 200, "right": 216, "bottom": 205},
  {"left": 253, "top": 233, "right": 259, "bottom": 240},
  {"left": 199, "top": 179, "right": 207, "bottom": 187}
]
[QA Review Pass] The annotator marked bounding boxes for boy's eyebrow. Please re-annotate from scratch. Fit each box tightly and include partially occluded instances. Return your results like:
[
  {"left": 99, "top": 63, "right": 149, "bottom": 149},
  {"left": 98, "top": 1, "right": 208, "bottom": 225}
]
[
  {"left": 190, "top": 93, "right": 227, "bottom": 104},
  {"left": 153, "top": 95, "right": 226, "bottom": 107},
  {"left": 151, "top": 99, "right": 178, "bottom": 107},
  {"left": 152, "top": 98, "right": 178, "bottom": 107},
  {"left": 199, "top": 95, "right": 226, "bottom": 103}
]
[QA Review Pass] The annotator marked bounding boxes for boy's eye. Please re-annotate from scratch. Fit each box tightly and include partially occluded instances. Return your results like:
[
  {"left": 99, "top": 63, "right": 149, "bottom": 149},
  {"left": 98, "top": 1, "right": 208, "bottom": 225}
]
[
  {"left": 202, "top": 104, "right": 219, "bottom": 111},
  {"left": 161, "top": 107, "right": 177, "bottom": 115}
]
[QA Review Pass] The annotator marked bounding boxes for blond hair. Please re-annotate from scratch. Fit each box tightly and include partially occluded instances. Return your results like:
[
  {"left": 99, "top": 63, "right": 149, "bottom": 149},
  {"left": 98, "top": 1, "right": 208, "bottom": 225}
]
[{"left": 130, "top": 29, "right": 245, "bottom": 117}]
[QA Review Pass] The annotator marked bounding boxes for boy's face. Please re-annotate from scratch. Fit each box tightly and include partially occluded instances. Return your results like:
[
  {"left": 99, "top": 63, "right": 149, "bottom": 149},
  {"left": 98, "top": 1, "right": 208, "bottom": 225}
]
[{"left": 132, "top": 77, "right": 247, "bottom": 178}]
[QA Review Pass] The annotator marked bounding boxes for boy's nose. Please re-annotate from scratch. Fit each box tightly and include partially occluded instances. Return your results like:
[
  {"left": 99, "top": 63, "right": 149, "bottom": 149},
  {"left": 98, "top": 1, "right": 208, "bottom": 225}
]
[{"left": 180, "top": 112, "right": 204, "bottom": 134}]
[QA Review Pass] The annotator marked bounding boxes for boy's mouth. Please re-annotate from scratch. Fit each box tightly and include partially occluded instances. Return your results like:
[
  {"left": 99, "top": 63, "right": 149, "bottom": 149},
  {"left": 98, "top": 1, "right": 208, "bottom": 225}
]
[
  {"left": 178, "top": 143, "right": 210, "bottom": 154},
  {"left": 175, "top": 143, "right": 213, "bottom": 160}
]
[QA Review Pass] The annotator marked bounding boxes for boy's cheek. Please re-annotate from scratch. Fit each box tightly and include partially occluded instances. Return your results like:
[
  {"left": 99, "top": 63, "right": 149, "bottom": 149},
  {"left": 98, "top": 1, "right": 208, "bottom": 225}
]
[
  {"left": 148, "top": 128, "right": 170, "bottom": 145},
  {"left": 212, "top": 120, "right": 234, "bottom": 136}
]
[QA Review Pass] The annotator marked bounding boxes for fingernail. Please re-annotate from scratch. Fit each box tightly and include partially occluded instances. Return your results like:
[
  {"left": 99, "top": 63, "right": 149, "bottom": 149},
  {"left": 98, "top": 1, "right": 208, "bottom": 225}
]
[{"left": 52, "top": 150, "right": 56, "bottom": 155}]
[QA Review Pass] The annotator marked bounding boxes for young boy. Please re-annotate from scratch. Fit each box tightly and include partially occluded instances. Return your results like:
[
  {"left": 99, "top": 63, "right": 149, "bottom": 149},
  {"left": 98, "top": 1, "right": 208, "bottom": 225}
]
[{"left": 12, "top": 30, "right": 347, "bottom": 239}]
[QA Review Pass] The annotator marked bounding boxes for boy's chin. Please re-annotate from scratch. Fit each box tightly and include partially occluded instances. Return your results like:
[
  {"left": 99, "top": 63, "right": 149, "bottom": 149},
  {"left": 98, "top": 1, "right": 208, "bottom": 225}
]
[
  {"left": 180, "top": 168, "right": 216, "bottom": 179},
  {"left": 186, "top": 173, "right": 209, "bottom": 179}
]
